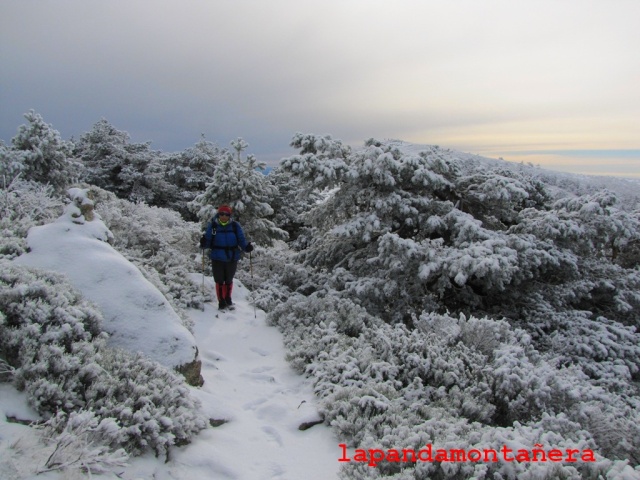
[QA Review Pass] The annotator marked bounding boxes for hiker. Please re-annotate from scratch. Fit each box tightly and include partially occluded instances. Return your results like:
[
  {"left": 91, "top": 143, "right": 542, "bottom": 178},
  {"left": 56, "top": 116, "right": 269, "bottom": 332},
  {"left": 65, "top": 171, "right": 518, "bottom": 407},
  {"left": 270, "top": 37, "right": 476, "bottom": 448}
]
[{"left": 200, "top": 205, "right": 253, "bottom": 310}]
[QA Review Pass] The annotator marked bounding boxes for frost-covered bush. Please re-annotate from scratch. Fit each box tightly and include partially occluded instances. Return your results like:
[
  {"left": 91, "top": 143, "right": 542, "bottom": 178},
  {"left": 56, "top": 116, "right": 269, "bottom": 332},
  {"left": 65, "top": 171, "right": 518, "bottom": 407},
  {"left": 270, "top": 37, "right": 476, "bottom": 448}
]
[
  {"left": 456, "top": 169, "right": 549, "bottom": 227},
  {"left": 0, "top": 263, "right": 104, "bottom": 412},
  {"left": 0, "top": 262, "right": 207, "bottom": 457},
  {"left": 85, "top": 347, "right": 208, "bottom": 456},
  {"left": 267, "top": 137, "right": 640, "bottom": 477},
  {"left": 280, "top": 136, "right": 639, "bottom": 327},
  {"left": 269, "top": 293, "right": 639, "bottom": 478},
  {"left": 36, "top": 410, "right": 129, "bottom": 476},
  {"left": 234, "top": 242, "right": 298, "bottom": 313},
  {"left": 512, "top": 190, "right": 640, "bottom": 262},
  {"left": 0, "top": 178, "right": 64, "bottom": 260}
]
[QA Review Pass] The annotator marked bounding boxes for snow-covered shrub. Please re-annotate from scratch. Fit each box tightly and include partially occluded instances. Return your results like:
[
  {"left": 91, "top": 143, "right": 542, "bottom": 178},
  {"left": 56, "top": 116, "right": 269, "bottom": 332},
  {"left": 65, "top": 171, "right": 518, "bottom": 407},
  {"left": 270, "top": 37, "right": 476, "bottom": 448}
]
[
  {"left": 549, "top": 313, "right": 640, "bottom": 385},
  {"left": 235, "top": 242, "right": 297, "bottom": 313},
  {"left": 0, "top": 178, "right": 64, "bottom": 260},
  {"left": 36, "top": 410, "right": 129, "bottom": 476},
  {"left": 456, "top": 169, "right": 549, "bottom": 227},
  {"left": 566, "top": 262, "right": 640, "bottom": 328},
  {"left": 513, "top": 190, "right": 640, "bottom": 262},
  {"left": 268, "top": 292, "right": 372, "bottom": 372},
  {"left": 0, "top": 263, "right": 104, "bottom": 409},
  {"left": 0, "top": 262, "right": 207, "bottom": 457},
  {"left": 280, "top": 136, "right": 639, "bottom": 327},
  {"left": 85, "top": 347, "right": 207, "bottom": 456},
  {"left": 269, "top": 137, "right": 640, "bottom": 477},
  {"left": 269, "top": 289, "right": 640, "bottom": 478}
]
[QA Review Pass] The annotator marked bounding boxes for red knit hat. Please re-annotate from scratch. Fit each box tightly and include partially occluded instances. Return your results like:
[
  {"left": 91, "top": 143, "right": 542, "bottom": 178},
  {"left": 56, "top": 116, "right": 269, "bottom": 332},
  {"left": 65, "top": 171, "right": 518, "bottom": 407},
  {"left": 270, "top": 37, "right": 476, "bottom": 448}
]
[{"left": 218, "top": 205, "right": 232, "bottom": 215}]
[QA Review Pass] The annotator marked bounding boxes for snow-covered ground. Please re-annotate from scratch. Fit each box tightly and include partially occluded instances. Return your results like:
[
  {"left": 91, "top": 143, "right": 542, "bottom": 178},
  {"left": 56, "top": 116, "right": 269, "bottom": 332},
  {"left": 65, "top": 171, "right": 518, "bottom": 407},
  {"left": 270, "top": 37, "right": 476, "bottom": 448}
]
[{"left": 0, "top": 193, "right": 341, "bottom": 479}]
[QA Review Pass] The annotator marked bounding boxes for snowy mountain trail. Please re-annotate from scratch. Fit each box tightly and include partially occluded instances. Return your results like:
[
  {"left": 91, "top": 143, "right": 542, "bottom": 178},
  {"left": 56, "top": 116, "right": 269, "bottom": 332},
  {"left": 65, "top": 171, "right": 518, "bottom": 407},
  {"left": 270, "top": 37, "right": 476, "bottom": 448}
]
[
  {"left": 118, "top": 277, "right": 341, "bottom": 480},
  {"left": 1, "top": 198, "right": 342, "bottom": 479}
]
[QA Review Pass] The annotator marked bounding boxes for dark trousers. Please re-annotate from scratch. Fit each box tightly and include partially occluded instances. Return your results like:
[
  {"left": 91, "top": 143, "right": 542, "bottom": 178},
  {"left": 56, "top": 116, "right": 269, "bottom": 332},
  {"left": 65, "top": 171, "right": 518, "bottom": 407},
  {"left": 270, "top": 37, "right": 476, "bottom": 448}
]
[{"left": 211, "top": 260, "right": 238, "bottom": 302}]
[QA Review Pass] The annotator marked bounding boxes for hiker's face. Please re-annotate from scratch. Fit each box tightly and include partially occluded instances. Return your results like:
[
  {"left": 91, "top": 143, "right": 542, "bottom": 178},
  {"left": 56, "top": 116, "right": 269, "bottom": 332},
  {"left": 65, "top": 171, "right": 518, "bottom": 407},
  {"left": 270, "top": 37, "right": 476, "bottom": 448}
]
[{"left": 219, "top": 213, "right": 230, "bottom": 221}]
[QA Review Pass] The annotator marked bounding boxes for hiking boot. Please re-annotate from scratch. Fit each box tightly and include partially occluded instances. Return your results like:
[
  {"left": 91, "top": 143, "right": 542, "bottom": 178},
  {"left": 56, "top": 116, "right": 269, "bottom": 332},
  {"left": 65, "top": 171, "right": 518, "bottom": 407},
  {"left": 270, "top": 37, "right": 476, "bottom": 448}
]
[
  {"left": 225, "top": 298, "right": 235, "bottom": 310},
  {"left": 218, "top": 302, "right": 227, "bottom": 311}
]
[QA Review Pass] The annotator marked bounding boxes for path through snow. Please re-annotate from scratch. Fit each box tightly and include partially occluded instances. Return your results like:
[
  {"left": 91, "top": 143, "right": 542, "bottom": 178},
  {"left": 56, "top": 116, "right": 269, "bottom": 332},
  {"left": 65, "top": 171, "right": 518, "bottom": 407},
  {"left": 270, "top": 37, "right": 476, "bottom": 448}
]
[{"left": 122, "top": 277, "right": 341, "bottom": 479}]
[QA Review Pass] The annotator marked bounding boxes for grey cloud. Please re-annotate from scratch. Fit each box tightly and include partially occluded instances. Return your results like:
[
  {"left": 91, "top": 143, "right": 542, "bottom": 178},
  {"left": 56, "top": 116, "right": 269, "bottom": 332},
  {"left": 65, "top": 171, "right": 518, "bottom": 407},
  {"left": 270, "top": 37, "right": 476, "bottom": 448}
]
[{"left": 2, "top": 0, "right": 639, "bottom": 175}]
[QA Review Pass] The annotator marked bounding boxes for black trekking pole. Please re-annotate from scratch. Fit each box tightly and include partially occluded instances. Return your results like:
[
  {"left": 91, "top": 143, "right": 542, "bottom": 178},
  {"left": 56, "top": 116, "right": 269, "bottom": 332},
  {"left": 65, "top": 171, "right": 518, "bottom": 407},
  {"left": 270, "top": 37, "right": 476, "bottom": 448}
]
[
  {"left": 201, "top": 249, "right": 206, "bottom": 311},
  {"left": 250, "top": 251, "right": 256, "bottom": 319}
]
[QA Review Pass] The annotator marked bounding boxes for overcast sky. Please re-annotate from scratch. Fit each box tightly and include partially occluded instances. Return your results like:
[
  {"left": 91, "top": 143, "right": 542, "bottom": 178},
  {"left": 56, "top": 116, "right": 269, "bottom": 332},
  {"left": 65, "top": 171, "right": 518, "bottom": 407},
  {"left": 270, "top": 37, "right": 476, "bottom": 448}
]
[{"left": 2, "top": 0, "right": 639, "bottom": 177}]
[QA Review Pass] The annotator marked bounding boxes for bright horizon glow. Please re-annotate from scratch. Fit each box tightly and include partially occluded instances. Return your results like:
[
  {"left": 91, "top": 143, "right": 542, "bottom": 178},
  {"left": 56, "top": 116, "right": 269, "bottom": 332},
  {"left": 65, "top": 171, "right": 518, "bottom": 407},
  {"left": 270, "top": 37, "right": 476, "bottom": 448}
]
[{"left": 1, "top": 0, "right": 638, "bottom": 178}]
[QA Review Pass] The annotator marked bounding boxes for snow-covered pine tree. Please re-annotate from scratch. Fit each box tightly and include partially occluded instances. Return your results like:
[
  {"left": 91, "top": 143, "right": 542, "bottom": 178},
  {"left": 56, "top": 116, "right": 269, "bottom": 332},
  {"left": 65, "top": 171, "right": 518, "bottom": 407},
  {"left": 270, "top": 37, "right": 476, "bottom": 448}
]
[
  {"left": 513, "top": 189, "right": 640, "bottom": 262},
  {"left": 168, "top": 134, "right": 221, "bottom": 189},
  {"left": 281, "top": 137, "right": 463, "bottom": 321},
  {"left": 162, "top": 135, "right": 223, "bottom": 220},
  {"left": 188, "top": 138, "right": 287, "bottom": 246},
  {"left": 269, "top": 165, "right": 324, "bottom": 240},
  {"left": 455, "top": 169, "right": 549, "bottom": 228},
  {"left": 74, "top": 119, "right": 169, "bottom": 205},
  {"left": 0, "top": 141, "right": 22, "bottom": 183},
  {"left": 6, "top": 110, "right": 75, "bottom": 192},
  {"left": 279, "top": 132, "right": 350, "bottom": 192}
]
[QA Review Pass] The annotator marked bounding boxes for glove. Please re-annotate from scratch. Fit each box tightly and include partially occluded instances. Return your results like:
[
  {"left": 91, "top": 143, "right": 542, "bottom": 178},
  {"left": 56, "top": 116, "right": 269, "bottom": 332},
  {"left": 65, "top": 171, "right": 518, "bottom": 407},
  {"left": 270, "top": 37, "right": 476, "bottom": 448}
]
[
  {"left": 245, "top": 242, "right": 254, "bottom": 253},
  {"left": 199, "top": 236, "right": 206, "bottom": 249}
]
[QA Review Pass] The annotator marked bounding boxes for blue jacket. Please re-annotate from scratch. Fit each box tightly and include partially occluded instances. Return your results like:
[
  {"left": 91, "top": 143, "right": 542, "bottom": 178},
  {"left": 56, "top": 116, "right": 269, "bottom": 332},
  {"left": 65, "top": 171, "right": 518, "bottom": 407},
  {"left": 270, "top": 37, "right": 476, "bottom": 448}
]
[{"left": 203, "top": 215, "right": 249, "bottom": 262}]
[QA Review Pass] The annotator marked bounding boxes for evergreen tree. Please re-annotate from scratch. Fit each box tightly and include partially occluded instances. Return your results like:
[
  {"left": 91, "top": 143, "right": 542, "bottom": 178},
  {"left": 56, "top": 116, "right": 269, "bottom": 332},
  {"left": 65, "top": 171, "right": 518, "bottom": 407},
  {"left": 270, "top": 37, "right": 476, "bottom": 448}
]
[
  {"left": 6, "top": 110, "right": 75, "bottom": 192},
  {"left": 269, "top": 165, "right": 323, "bottom": 240},
  {"left": 164, "top": 134, "right": 221, "bottom": 191},
  {"left": 74, "top": 119, "right": 164, "bottom": 203},
  {"left": 280, "top": 132, "right": 350, "bottom": 191},
  {"left": 0, "top": 141, "right": 23, "bottom": 184},
  {"left": 162, "top": 135, "right": 223, "bottom": 220}
]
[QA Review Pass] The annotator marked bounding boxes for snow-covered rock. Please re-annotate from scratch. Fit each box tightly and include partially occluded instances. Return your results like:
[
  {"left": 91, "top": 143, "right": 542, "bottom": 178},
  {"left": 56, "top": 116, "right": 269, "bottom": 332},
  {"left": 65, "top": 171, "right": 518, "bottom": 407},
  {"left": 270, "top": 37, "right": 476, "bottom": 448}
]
[{"left": 14, "top": 188, "right": 199, "bottom": 376}]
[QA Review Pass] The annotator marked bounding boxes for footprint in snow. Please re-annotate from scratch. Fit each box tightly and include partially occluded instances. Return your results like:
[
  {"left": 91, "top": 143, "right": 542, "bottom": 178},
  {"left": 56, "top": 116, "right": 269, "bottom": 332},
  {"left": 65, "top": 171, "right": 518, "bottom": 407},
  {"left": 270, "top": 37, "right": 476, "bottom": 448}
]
[
  {"left": 250, "top": 365, "right": 274, "bottom": 373},
  {"left": 202, "top": 349, "right": 226, "bottom": 362},
  {"left": 250, "top": 346, "right": 270, "bottom": 357},
  {"left": 261, "top": 425, "right": 284, "bottom": 447},
  {"left": 242, "top": 397, "right": 268, "bottom": 411},
  {"left": 240, "top": 372, "right": 276, "bottom": 383}
]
